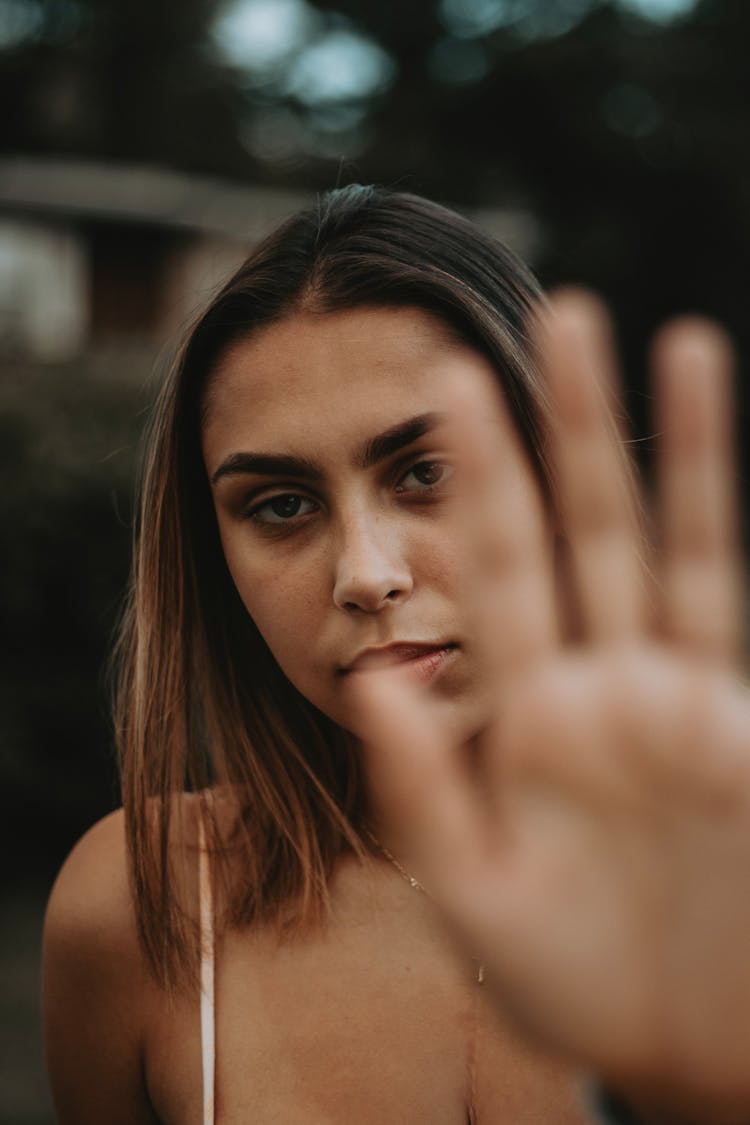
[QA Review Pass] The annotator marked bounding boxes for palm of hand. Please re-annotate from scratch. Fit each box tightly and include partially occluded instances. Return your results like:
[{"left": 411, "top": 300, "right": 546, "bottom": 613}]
[
  {"left": 494, "top": 647, "right": 750, "bottom": 1094},
  {"left": 354, "top": 293, "right": 750, "bottom": 1116}
]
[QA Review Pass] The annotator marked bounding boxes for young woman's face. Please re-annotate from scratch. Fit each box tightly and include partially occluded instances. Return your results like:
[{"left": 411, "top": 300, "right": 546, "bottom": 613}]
[{"left": 202, "top": 306, "right": 551, "bottom": 739}]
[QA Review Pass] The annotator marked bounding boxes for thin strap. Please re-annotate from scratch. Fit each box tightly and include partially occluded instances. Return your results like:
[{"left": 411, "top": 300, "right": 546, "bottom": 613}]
[
  {"left": 198, "top": 813, "right": 215, "bottom": 1125},
  {"left": 466, "top": 969, "right": 480, "bottom": 1125}
]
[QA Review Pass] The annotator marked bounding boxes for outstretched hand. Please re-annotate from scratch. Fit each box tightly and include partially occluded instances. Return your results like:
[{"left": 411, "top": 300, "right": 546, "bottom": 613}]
[{"left": 351, "top": 293, "right": 750, "bottom": 1123}]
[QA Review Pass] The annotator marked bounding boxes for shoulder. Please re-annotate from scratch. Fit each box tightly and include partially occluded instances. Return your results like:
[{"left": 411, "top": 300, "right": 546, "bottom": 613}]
[
  {"left": 43, "top": 809, "right": 161, "bottom": 1123},
  {"left": 47, "top": 806, "right": 129, "bottom": 910},
  {"left": 44, "top": 809, "right": 135, "bottom": 975},
  {"left": 43, "top": 793, "right": 220, "bottom": 978},
  {"left": 43, "top": 790, "right": 234, "bottom": 994},
  {"left": 45, "top": 788, "right": 228, "bottom": 924},
  {"left": 44, "top": 808, "right": 143, "bottom": 978}
]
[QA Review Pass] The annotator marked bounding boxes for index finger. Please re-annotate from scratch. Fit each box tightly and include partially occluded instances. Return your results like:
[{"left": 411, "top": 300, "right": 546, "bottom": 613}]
[
  {"left": 346, "top": 667, "right": 486, "bottom": 899},
  {"left": 536, "top": 290, "right": 647, "bottom": 646}
]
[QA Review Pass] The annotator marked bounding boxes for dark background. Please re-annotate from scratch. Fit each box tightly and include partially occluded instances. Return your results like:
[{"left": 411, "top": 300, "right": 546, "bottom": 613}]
[{"left": 1, "top": 0, "right": 748, "bottom": 1119}]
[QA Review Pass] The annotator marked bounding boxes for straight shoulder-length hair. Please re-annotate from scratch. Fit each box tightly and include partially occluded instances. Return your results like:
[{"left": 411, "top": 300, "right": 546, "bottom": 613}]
[{"left": 114, "top": 184, "right": 553, "bottom": 990}]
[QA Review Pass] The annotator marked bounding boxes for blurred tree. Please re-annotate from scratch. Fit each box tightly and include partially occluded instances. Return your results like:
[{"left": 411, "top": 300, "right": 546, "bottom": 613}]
[
  {"left": 0, "top": 357, "right": 148, "bottom": 877},
  {"left": 0, "top": 0, "right": 257, "bottom": 170}
]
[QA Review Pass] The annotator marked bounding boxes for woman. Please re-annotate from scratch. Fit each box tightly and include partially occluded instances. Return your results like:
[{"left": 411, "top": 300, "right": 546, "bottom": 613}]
[{"left": 43, "top": 185, "right": 750, "bottom": 1123}]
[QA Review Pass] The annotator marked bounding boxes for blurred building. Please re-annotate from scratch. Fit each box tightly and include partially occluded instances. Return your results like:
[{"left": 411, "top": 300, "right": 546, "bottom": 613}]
[
  {"left": 0, "top": 156, "right": 539, "bottom": 363},
  {"left": 0, "top": 157, "right": 309, "bottom": 362}
]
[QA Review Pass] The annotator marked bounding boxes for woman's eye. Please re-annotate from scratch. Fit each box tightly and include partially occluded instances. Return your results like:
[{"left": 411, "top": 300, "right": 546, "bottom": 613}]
[
  {"left": 397, "top": 461, "right": 451, "bottom": 492},
  {"left": 249, "top": 494, "right": 316, "bottom": 524}
]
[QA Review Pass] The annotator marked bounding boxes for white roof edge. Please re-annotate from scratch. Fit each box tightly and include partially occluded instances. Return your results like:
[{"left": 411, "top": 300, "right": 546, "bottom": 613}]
[
  {"left": 0, "top": 156, "right": 311, "bottom": 238},
  {"left": 0, "top": 155, "right": 539, "bottom": 256}
]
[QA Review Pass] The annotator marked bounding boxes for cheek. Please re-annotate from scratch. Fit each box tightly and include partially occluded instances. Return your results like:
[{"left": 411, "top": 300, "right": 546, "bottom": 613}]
[
  {"left": 418, "top": 540, "right": 468, "bottom": 595},
  {"left": 220, "top": 532, "right": 325, "bottom": 666}
]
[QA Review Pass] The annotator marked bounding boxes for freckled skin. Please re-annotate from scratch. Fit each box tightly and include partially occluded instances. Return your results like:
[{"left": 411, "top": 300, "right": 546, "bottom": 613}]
[{"left": 202, "top": 305, "right": 550, "bottom": 741}]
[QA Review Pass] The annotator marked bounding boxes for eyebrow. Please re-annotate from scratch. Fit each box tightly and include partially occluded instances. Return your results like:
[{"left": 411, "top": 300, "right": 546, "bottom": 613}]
[
  {"left": 210, "top": 412, "right": 444, "bottom": 487},
  {"left": 356, "top": 412, "right": 443, "bottom": 470},
  {"left": 210, "top": 451, "right": 320, "bottom": 486}
]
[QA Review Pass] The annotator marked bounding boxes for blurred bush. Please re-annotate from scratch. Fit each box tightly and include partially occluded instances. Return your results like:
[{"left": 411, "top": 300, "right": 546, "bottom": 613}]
[{"left": 0, "top": 352, "right": 155, "bottom": 880}]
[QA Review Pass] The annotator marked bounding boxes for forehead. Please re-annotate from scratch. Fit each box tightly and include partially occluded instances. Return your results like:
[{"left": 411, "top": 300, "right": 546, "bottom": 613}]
[{"left": 201, "top": 305, "right": 505, "bottom": 459}]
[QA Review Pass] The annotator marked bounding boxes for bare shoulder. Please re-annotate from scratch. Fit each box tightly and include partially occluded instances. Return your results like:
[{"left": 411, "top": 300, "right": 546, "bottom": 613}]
[
  {"left": 42, "top": 793, "right": 216, "bottom": 1001},
  {"left": 44, "top": 809, "right": 141, "bottom": 999},
  {"left": 45, "top": 789, "right": 223, "bottom": 938},
  {"left": 45, "top": 809, "right": 132, "bottom": 939},
  {"left": 43, "top": 809, "right": 161, "bottom": 1123}
]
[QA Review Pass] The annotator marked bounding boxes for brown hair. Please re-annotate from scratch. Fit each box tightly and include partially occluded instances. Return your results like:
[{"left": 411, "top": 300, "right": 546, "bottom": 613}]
[{"left": 115, "top": 185, "right": 552, "bottom": 990}]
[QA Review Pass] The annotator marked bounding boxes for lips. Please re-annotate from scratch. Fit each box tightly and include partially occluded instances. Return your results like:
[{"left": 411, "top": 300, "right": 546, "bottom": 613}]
[{"left": 341, "top": 642, "right": 457, "bottom": 675}]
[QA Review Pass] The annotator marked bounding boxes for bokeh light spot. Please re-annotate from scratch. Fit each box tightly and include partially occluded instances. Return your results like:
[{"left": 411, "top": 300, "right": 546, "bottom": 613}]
[
  {"left": 437, "top": 0, "right": 698, "bottom": 41},
  {"left": 284, "top": 29, "right": 396, "bottom": 105},
  {"left": 618, "top": 0, "right": 697, "bottom": 22},
  {"left": 212, "top": 0, "right": 319, "bottom": 72},
  {"left": 0, "top": 0, "right": 45, "bottom": 47}
]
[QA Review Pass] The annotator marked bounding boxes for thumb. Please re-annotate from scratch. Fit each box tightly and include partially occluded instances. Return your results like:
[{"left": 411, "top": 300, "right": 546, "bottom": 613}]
[{"left": 346, "top": 667, "right": 483, "bottom": 896}]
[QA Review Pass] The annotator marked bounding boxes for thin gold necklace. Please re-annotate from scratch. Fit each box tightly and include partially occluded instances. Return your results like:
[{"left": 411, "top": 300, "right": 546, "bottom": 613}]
[
  {"left": 367, "top": 830, "right": 429, "bottom": 893},
  {"left": 364, "top": 827, "right": 485, "bottom": 984}
]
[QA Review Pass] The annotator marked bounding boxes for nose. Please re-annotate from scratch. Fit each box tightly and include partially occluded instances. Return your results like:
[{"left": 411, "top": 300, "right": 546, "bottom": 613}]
[{"left": 332, "top": 514, "right": 413, "bottom": 614}]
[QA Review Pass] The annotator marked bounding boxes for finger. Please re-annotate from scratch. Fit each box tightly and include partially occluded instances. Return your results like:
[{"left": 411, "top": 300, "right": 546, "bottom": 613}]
[
  {"left": 443, "top": 367, "right": 559, "bottom": 680},
  {"left": 401, "top": 378, "right": 559, "bottom": 698},
  {"left": 652, "top": 318, "right": 743, "bottom": 662},
  {"left": 548, "top": 287, "right": 625, "bottom": 418},
  {"left": 537, "top": 290, "right": 646, "bottom": 645},
  {"left": 346, "top": 668, "right": 486, "bottom": 896}
]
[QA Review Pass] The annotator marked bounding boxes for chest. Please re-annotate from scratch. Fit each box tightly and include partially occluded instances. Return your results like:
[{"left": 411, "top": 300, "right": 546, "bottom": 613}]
[
  {"left": 145, "top": 871, "right": 586, "bottom": 1124},
  {"left": 215, "top": 921, "right": 475, "bottom": 1124}
]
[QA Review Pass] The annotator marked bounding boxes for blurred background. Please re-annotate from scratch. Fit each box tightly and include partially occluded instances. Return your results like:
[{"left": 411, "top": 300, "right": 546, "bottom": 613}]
[{"left": 1, "top": 0, "right": 748, "bottom": 1118}]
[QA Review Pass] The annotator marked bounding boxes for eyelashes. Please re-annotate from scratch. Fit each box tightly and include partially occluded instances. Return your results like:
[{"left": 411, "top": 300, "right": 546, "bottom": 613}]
[
  {"left": 245, "top": 458, "right": 454, "bottom": 529},
  {"left": 395, "top": 460, "right": 451, "bottom": 492},
  {"left": 247, "top": 494, "right": 318, "bottom": 525}
]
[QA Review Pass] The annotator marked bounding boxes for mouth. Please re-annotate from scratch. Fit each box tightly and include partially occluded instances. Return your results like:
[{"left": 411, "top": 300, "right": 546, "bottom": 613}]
[{"left": 340, "top": 642, "right": 459, "bottom": 682}]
